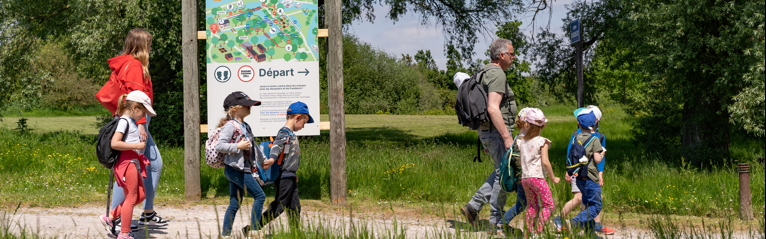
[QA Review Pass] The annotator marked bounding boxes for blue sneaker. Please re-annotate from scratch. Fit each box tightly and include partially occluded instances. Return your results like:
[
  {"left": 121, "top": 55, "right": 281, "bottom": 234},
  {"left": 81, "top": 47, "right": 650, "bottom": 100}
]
[{"left": 553, "top": 216, "right": 563, "bottom": 232}]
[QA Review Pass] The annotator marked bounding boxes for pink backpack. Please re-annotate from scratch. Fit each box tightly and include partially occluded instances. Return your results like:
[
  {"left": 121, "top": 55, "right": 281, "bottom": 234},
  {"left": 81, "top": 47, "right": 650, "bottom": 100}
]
[{"left": 204, "top": 120, "right": 243, "bottom": 168}]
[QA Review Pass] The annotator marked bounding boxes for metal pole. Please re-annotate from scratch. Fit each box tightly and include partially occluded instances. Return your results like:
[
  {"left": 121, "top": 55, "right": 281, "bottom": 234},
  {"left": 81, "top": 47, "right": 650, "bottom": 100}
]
[
  {"left": 738, "top": 163, "right": 753, "bottom": 220},
  {"left": 576, "top": 40, "right": 583, "bottom": 108},
  {"left": 327, "top": 0, "right": 347, "bottom": 205},
  {"left": 182, "top": 0, "right": 201, "bottom": 201}
]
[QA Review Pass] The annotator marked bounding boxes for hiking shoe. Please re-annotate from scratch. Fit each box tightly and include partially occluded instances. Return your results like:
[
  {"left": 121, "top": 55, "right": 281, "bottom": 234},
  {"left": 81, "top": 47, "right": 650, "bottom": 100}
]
[
  {"left": 114, "top": 216, "right": 140, "bottom": 232},
  {"left": 460, "top": 204, "right": 478, "bottom": 227},
  {"left": 598, "top": 226, "right": 616, "bottom": 235},
  {"left": 139, "top": 211, "right": 169, "bottom": 226},
  {"left": 98, "top": 214, "right": 115, "bottom": 236},
  {"left": 116, "top": 232, "right": 135, "bottom": 239}
]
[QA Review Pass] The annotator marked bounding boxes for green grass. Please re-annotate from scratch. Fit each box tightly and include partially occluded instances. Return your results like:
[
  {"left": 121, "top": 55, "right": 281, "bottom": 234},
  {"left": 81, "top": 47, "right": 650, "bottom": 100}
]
[
  {"left": 0, "top": 105, "right": 109, "bottom": 118},
  {"left": 0, "top": 117, "right": 100, "bottom": 135},
  {"left": 0, "top": 104, "right": 763, "bottom": 220}
]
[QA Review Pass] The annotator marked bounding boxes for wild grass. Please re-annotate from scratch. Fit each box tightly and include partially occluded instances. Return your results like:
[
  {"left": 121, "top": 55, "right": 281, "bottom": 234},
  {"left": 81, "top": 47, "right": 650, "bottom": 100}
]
[{"left": 0, "top": 104, "right": 763, "bottom": 221}]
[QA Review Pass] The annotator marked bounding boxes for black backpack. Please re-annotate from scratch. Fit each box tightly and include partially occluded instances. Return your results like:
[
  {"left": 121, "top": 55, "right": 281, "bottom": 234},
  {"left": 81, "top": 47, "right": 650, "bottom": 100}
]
[
  {"left": 455, "top": 67, "right": 493, "bottom": 130},
  {"left": 96, "top": 117, "right": 128, "bottom": 169},
  {"left": 455, "top": 65, "right": 509, "bottom": 162},
  {"left": 566, "top": 133, "right": 598, "bottom": 179}
]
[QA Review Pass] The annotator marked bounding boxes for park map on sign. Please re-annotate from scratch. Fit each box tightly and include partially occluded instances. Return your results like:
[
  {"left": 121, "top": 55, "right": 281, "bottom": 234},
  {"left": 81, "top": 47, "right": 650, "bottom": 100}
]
[{"left": 206, "top": 0, "right": 318, "bottom": 64}]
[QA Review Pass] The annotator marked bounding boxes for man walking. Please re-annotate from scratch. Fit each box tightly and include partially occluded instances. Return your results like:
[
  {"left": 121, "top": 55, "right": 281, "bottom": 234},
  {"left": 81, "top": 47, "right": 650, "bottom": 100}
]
[{"left": 461, "top": 38, "right": 518, "bottom": 231}]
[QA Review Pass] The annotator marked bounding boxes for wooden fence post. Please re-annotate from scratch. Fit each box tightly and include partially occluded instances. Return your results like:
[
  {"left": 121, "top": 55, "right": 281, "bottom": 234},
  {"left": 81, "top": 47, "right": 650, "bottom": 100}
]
[
  {"left": 327, "top": 0, "right": 346, "bottom": 205},
  {"left": 182, "top": 0, "right": 201, "bottom": 201}
]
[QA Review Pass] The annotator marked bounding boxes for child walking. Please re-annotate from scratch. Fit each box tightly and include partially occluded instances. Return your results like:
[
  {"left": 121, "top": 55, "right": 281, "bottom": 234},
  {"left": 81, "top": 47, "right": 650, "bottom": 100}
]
[
  {"left": 554, "top": 106, "right": 615, "bottom": 235},
  {"left": 517, "top": 108, "right": 560, "bottom": 237},
  {"left": 567, "top": 110, "right": 605, "bottom": 237},
  {"left": 99, "top": 91, "right": 156, "bottom": 239},
  {"left": 499, "top": 108, "right": 530, "bottom": 234},
  {"left": 260, "top": 102, "right": 314, "bottom": 231},
  {"left": 215, "top": 91, "right": 267, "bottom": 239}
]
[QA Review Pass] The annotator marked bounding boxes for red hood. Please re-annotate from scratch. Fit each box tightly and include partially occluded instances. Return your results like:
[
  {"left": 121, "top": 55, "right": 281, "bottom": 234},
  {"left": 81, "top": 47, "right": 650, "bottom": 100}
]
[{"left": 108, "top": 55, "right": 138, "bottom": 75}]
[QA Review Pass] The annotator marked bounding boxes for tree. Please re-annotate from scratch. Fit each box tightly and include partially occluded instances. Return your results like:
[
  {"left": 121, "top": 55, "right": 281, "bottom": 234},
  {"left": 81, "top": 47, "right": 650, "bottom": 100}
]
[
  {"left": 220, "top": 33, "right": 229, "bottom": 43},
  {"left": 532, "top": 0, "right": 765, "bottom": 164},
  {"left": 414, "top": 50, "right": 436, "bottom": 70},
  {"left": 290, "top": 44, "right": 298, "bottom": 55},
  {"left": 212, "top": 37, "right": 220, "bottom": 47},
  {"left": 283, "top": 53, "right": 292, "bottom": 61},
  {"left": 300, "top": 52, "right": 308, "bottom": 61},
  {"left": 267, "top": 48, "right": 275, "bottom": 59},
  {"left": 327, "top": 0, "right": 525, "bottom": 63}
]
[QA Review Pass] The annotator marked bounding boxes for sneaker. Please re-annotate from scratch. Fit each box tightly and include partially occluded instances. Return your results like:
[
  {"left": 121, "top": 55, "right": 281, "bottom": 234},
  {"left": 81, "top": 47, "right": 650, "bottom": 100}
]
[
  {"left": 98, "top": 214, "right": 115, "bottom": 236},
  {"left": 598, "top": 226, "right": 616, "bottom": 235},
  {"left": 553, "top": 216, "right": 563, "bottom": 232},
  {"left": 139, "top": 211, "right": 169, "bottom": 226},
  {"left": 242, "top": 225, "right": 264, "bottom": 239},
  {"left": 460, "top": 204, "right": 478, "bottom": 227},
  {"left": 116, "top": 232, "right": 135, "bottom": 239},
  {"left": 114, "top": 216, "right": 140, "bottom": 232}
]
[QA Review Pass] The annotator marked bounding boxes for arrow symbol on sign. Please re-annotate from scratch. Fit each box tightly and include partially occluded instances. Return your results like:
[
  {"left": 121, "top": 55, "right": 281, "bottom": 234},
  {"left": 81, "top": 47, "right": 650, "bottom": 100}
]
[{"left": 298, "top": 68, "right": 309, "bottom": 76}]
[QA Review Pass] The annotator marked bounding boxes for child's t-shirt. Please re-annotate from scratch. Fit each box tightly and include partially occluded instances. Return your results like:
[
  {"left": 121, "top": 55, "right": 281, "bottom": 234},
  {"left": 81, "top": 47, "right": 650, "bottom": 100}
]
[
  {"left": 575, "top": 131, "right": 604, "bottom": 183},
  {"left": 116, "top": 115, "right": 142, "bottom": 161},
  {"left": 518, "top": 135, "right": 552, "bottom": 179}
]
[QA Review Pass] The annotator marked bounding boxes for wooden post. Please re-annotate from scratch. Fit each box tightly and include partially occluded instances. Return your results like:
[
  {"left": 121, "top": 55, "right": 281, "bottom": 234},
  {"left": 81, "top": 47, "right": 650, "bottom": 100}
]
[
  {"left": 327, "top": 0, "right": 346, "bottom": 205},
  {"left": 576, "top": 40, "right": 583, "bottom": 108},
  {"left": 182, "top": 0, "right": 201, "bottom": 201}
]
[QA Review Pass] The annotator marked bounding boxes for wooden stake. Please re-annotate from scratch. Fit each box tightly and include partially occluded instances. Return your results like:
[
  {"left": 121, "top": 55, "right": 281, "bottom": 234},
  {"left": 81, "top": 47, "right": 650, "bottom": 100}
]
[
  {"left": 182, "top": 0, "right": 201, "bottom": 201},
  {"left": 327, "top": 0, "right": 346, "bottom": 205}
]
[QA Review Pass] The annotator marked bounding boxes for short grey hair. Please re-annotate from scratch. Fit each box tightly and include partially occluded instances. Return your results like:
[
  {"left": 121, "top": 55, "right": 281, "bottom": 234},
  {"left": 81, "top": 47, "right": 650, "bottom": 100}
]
[{"left": 489, "top": 38, "right": 513, "bottom": 61}]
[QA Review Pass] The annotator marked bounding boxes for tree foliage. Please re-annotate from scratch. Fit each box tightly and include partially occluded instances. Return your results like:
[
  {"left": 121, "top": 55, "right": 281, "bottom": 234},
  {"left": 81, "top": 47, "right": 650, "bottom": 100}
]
[{"left": 537, "top": 0, "right": 765, "bottom": 164}]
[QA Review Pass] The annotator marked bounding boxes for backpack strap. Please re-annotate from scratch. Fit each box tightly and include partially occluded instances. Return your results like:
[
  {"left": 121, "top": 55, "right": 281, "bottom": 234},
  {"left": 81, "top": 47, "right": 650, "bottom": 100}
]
[{"left": 275, "top": 128, "right": 294, "bottom": 165}]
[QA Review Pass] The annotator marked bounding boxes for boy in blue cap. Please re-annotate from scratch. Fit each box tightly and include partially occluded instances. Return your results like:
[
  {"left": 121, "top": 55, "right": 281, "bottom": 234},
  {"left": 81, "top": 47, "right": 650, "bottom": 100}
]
[
  {"left": 555, "top": 106, "right": 615, "bottom": 235},
  {"left": 260, "top": 101, "right": 314, "bottom": 231},
  {"left": 568, "top": 111, "right": 605, "bottom": 237}
]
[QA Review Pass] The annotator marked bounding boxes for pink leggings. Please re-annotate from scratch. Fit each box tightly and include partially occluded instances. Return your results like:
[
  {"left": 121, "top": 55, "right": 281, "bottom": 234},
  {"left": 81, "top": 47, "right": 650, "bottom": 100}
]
[
  {"left": 110, "top": 163, "right": 145, "bottom": 234},
  {"left": 521, "top": 178, "right": 555, "bottom": 235}
]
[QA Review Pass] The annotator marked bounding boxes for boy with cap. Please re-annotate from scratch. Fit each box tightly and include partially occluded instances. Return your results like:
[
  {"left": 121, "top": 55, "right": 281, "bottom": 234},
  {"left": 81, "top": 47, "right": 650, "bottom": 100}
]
[
  {"left": 567, "top": 110, "right": 605, "bottom": 237},
  {"left": 554, "top": 106, "right": 615, "bottom": 235},
  {"left": 260, "top": 101, "right": 314, "bottom": 231}
]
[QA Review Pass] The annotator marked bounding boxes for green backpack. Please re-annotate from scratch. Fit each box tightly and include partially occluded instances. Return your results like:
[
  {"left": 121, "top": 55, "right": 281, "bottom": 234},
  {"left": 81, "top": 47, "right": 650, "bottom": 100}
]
[{"left": 500, "top": 135, "right": 521, "bottom": 193}]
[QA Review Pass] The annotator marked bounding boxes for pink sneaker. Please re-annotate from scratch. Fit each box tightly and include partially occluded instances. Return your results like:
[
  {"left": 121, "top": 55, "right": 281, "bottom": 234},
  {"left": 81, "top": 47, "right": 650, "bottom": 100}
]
[
  {"left": 117, "top": 232, "right": 135, "bottom": 239},
  {"left": 98, "top": 214, "right": 115, "bottom": 236}
]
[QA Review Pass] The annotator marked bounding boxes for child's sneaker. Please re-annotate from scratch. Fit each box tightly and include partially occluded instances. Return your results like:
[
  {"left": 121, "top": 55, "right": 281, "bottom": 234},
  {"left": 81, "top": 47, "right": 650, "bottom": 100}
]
[
  {"left": 98, "top": 214, "right": 115, "bottom": 236},
  {"left": 598, "top": 226, "right": 616, "bottom": 235},
  {"left": 116, "top": 232, "right": 135, "bottom": 239},
  {"left": 114, "top": 216, "right": 140, "bottom": 232},
  {"left": 241, "top": 225, "right": 264, "bottom": 239},
  {"left": 553, "top": 216, "right": 563, "bottom": 232},
  {"left": 139, "top": 211, "right": 169, "bottom": 226}
]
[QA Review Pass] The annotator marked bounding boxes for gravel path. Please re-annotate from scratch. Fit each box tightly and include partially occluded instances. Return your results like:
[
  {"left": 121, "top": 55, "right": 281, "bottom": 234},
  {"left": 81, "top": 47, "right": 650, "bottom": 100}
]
[{"left": 2, "top": 205, "right": 759, "bottom": 239}]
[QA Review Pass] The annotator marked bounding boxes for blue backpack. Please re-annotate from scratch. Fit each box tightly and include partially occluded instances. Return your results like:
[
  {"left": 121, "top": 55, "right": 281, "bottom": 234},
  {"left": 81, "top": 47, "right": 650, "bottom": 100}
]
[
  {"left": 255, "top": 129, "right": 292, "bottom": 185},
  {"left": 499, "top": 135, "right": 521, "bottom": 193},
  {"left": 566, "top": 132, "right": 598, "bottom": 179}
]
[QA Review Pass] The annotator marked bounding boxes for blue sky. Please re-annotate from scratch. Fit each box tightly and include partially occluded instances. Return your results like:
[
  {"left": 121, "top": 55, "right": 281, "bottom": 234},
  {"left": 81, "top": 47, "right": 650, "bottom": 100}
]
[{"left": 347, "top": 0, "right": 574, "bottom": 70}]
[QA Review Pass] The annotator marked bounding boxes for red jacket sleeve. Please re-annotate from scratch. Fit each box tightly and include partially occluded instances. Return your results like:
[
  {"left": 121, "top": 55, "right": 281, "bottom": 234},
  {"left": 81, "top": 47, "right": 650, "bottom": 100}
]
[{"left": 122, "top": 63, "right": 152, "bottom": 125}]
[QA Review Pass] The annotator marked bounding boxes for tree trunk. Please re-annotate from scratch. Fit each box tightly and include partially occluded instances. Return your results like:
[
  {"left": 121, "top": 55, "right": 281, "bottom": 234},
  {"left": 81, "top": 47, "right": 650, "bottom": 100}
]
[{"left": 681, "top": 92, "right": 730, "bottom": 166}]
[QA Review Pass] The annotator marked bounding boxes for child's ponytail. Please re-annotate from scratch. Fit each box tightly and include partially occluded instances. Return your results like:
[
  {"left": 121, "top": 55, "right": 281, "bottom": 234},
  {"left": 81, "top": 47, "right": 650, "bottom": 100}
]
[
  {"left": 115, "top": 94, "right": 129, "bottom": 115},
  {"left": 217, "top": 105, "right": 242, "bottom": 128}
]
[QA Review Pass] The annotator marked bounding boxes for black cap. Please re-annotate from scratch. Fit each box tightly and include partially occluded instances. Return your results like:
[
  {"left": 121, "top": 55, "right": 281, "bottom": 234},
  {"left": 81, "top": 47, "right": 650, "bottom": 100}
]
[{"left": 223, "top": 91, "right": 261, "bottom": 110}]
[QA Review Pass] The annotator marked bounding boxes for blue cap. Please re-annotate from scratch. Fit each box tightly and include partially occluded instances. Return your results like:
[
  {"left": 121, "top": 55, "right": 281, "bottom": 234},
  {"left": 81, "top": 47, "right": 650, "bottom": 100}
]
[
  {"left": 286, "top": 101, "right": 314, "bottom": 123},
  {"left": 576, "top": 111, "right": 597, "bottom": 129}
]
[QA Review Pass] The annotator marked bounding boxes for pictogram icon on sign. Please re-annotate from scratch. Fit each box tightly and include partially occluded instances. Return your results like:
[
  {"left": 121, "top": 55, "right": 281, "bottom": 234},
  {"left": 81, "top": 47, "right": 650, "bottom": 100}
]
[{"left": 214, "top": 66, "right": 232, "bottom": 83}]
